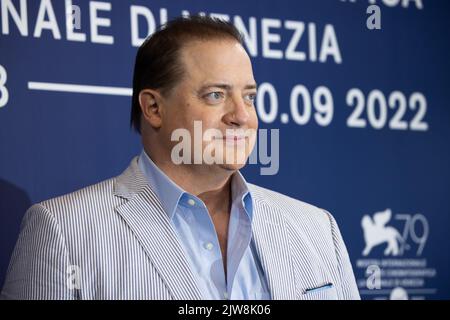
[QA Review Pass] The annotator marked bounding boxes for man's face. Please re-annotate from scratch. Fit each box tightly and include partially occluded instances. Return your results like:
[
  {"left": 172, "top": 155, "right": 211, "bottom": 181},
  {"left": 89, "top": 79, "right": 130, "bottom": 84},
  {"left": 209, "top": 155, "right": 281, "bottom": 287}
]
[{"left": 158, "top": 39, "right": 258, "bottom": 172}]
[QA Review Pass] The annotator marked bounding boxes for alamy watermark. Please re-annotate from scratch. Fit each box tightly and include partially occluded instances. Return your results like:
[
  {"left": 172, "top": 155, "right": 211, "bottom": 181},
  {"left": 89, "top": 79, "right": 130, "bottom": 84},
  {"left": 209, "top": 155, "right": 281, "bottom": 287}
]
[
  {"left": 68, "top": 5, "right": 81, "bottom": 30},
  {"left": 67, "top": 264, "right": 81, "bottom": 290},
  {"left": 170, "top": 121, "right": 279, "bottom": 176}
]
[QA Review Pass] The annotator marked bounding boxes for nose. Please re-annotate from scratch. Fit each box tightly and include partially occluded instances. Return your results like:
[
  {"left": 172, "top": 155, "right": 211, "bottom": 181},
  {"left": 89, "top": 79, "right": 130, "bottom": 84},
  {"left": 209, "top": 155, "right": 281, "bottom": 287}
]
[{"left": 222, "top": 95, "right": 250, "bottom": 127}]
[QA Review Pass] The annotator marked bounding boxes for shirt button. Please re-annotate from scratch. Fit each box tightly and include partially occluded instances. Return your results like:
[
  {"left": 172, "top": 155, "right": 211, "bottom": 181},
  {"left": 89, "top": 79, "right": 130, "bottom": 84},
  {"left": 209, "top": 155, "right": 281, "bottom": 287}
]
[
  {"left": 187, "top": 198, "right": 196, "bottom": 206},
  {"left": 223, "top": 292, "right": 228, "bottom": 299},
  {"left": 204, "top": 242, "right": 214, "bottom": 251}
]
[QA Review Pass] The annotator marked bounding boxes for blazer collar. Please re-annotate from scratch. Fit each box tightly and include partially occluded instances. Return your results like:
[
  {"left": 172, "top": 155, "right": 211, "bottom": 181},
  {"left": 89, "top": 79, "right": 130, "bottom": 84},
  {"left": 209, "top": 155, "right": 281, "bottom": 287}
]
[
  {"left": 249, "top": 185, "right": 297, "bottom": 300},
  {"left": 113, "top": 157, "right": 202, "bottom": 300}
]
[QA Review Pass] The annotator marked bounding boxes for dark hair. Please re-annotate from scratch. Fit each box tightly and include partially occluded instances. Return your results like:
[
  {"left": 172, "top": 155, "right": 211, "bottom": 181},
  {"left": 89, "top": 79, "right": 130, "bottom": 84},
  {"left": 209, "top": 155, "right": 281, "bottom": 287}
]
[{"left": 130, "top": 15, "right": 243, "bottom": 134}]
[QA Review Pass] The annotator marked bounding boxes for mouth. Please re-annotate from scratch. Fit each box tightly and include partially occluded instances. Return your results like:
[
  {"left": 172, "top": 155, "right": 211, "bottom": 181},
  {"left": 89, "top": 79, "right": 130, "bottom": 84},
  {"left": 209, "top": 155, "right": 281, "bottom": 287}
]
[
  {"left": 224, "top": 135, "right": 246, "bottom": 141},
  {"left": 214, "top": 135, "right": 248, "bottom": 143}
]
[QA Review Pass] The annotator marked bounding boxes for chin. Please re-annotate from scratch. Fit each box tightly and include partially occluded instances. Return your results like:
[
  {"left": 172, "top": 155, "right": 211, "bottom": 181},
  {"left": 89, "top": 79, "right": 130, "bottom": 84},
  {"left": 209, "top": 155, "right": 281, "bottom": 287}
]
[{"left": 217, "top": 162, "right": 246, "bottom": 172}]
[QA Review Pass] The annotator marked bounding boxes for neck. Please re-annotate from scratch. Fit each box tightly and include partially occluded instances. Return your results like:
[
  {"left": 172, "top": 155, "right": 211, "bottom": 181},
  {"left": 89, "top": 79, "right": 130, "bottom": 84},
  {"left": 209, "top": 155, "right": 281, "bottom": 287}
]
[{"left": 144, "top": 146, "right": 234, "bottom": 211}]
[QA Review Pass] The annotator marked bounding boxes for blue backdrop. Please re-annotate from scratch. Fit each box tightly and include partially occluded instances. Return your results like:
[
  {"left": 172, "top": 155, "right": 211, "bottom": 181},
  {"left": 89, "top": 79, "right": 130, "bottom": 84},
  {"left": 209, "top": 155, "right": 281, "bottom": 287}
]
[{"left": 1, "top": 0, "right": 449, "bottom": 299}]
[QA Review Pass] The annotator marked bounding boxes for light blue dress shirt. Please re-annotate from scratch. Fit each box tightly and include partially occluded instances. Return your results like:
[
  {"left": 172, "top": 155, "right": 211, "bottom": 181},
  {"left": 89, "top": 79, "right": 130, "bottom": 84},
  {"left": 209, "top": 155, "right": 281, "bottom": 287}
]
[{"left": 138, "top": 150, "right": 271, "bottom": 300}]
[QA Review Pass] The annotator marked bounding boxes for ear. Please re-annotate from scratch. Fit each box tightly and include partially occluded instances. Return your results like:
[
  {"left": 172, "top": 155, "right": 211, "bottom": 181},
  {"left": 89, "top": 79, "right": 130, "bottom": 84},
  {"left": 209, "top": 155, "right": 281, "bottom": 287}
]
[{"left": 139, "top": 89, "right": 164, "bottom": 129}]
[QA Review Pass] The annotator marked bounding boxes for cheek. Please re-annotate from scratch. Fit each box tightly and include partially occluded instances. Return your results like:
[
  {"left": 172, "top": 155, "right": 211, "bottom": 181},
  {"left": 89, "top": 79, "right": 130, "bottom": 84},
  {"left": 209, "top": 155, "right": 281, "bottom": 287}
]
[
  {"left": 195, "top": 108, "right": 221, "bottom": 129},
  {"left": 180, "top": 99, "right": 208, "bottom": 124},
  {"left": 164, "top": 101, "right": 195, "bottom": 128}
]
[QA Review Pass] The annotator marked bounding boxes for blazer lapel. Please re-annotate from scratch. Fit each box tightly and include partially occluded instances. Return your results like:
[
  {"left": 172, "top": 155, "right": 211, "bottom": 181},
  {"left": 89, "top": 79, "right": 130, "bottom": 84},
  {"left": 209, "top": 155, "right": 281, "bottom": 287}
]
[
  {"left": 251, "top": 197, "right": 297, "bottom": 300},
  {"left": 113, "top": 157, "right": 202, "bottom": 300}
]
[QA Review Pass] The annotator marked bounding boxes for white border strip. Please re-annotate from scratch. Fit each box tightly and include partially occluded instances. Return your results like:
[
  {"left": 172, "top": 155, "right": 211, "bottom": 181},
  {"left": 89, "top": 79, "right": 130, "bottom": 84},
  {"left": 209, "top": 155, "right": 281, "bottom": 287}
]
[{"left": 28, "top": 82, "right": 132, "bottom": 96}]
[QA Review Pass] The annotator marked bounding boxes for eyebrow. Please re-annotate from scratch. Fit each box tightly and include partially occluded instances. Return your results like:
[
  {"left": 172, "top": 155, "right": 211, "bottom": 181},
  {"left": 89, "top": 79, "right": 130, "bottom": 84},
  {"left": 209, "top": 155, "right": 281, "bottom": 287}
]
[{"left": 199, "top": 83, "right": 258, "bottom": 91}]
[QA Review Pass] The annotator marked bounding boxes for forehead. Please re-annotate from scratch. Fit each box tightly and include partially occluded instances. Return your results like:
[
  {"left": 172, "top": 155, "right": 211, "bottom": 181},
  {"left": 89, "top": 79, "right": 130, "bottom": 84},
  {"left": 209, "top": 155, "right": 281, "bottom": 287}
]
[{"left": 178, "top": 39, "right": 255, "bottom": 84}]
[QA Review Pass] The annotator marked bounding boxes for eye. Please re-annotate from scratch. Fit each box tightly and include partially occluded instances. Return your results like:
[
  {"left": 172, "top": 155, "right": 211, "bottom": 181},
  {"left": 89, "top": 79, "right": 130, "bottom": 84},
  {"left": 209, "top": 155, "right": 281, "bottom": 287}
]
[
  {"left": 244, "top": 93, "right": 257, "bottom": 104},
  {"left": 203, "top": 92, "right": 225, "bottom": 104}
]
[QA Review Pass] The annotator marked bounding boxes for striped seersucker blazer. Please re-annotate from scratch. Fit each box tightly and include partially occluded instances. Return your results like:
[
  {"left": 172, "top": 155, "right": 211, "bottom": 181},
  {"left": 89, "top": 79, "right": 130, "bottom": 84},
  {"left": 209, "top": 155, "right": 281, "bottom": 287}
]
[{"left": 1, "top": 157, "right": 360, "bottom": 300}]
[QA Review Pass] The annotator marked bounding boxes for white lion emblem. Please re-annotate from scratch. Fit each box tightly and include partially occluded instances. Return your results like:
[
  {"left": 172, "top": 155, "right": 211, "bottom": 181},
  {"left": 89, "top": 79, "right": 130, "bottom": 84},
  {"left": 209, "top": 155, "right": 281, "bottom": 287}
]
[{"left": 361, "top": 208, "right": 405, "bottom": 256}]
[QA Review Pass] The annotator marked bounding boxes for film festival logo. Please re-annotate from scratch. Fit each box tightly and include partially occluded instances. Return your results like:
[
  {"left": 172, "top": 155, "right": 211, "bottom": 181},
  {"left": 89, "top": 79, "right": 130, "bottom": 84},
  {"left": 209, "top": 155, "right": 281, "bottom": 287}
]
[
  {"left": 361, "top": 208, "right": 407, "bottom": 257},
  {"left": 357, "top": 208, "right": 436, "bottom": 300},
  {"left": 361, "top": 208, "right": 429, "bottom": 258}
]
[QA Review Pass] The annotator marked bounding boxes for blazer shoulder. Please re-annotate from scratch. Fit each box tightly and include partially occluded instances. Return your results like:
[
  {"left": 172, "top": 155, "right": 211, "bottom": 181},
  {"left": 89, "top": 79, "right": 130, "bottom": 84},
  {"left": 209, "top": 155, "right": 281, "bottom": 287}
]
[
  {"left": 38, "top": 176, "right": 118, "bottom": 218},
  {"left": 248, "top": 183, "right": 332, "bottom": 228}
]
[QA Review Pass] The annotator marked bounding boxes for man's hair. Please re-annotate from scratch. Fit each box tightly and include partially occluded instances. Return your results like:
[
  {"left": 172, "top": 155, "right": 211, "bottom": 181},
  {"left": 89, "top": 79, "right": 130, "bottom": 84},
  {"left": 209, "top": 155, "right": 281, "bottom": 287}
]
[{"left": 130, "top": 15, "right": 244, "bottom": 134}]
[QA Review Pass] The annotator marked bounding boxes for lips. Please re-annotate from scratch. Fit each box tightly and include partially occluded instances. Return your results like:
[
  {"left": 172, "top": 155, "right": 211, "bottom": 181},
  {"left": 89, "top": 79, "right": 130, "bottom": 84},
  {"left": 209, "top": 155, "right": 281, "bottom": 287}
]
[
  {"left": 211, "top": 135, "right": 248, "bottom": 145},
  {"left": 214, "top": 135, "right": 247, "bottom": 141},
  {"left": 224, "top": 135, "right": 246, "bottom": 141}
]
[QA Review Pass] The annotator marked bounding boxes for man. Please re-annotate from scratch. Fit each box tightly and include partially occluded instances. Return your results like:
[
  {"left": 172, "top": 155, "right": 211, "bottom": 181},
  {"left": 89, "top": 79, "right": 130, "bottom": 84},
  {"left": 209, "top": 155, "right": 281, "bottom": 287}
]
[{"left": 1, "top": 16, "right": 360, "bottom": 300}]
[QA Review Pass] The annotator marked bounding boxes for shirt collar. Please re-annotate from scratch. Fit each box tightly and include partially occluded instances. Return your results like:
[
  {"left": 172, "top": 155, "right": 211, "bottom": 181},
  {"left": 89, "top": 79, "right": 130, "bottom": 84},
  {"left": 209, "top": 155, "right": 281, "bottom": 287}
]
[
  {"left": 138, "top": 150, "right": 185, "bottom": 220},
  {"left": 230, "top": 170, "right": 254, "bottom": 221},
  {"left": 138, "top": 149, "right": 254, "bottom": 221}
]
